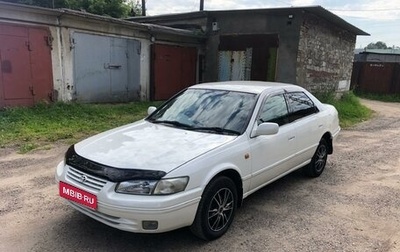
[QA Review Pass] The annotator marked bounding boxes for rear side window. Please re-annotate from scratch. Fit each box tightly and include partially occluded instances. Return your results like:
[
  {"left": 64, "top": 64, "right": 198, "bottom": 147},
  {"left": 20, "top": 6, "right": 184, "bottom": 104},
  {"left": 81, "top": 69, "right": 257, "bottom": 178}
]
[
  {"left": 258, "top": 94, "right": 289, "bottom": 126},
  {"left": 285, "top": 92, "right": 318, "bottom": 122}
]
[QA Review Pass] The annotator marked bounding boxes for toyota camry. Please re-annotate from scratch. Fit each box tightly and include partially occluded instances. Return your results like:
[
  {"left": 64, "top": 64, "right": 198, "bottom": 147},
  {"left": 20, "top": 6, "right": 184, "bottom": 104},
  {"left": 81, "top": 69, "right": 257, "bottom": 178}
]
[{"left": 55, "top": 81, "right": 340, "bottom": 240}]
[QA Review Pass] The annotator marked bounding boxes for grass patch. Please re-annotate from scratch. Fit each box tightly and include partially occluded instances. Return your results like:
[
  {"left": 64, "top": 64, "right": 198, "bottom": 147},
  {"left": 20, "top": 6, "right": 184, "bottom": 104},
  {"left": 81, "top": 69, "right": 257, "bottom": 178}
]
[
  {"left": 0, "top": 101, "right": 161, "bottom": 152},
  {"left": 315, "top": 91, "right": 373, "bottom": 128},
  {"left": 354, "top": 91, "right": 400, "bottom": 103}
]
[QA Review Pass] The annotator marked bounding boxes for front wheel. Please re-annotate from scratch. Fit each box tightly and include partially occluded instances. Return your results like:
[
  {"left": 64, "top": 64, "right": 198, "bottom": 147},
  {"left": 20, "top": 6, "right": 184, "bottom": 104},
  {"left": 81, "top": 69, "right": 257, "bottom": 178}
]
[
  {"left": 303, "top": 138, "right": 328, "bottom": 177},
  {"left": 190, "top": 176, "right": 238, "bottom": 240}
]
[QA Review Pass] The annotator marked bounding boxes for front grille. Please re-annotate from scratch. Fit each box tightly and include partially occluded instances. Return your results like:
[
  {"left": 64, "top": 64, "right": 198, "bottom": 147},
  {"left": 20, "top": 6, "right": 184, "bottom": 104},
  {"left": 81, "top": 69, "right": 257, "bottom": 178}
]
[{"left": 67, "top": 166, "right": 107, "bottom": 191}]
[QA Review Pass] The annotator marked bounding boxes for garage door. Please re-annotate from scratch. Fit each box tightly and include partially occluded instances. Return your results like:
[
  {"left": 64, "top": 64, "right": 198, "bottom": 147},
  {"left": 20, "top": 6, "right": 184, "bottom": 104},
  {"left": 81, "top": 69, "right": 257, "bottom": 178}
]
[
  {"left": 0, "top": 23, "right": 53, "bottom": 107},
  {"left": 152, "top": 44, "right": 197, "bottom": 100},
  {"left": 73, "top": 32, "right": 141, "bottom": 103}
]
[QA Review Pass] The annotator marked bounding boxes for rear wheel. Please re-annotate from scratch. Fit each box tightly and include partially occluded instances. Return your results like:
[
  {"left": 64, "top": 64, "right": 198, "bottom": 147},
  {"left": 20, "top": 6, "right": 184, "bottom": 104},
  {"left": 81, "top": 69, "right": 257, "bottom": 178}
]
[
  {"left": 190, "top": 176, "right": 237, "bottom": 240},
  {"left": 303, "top": 138, "right": 328, "bottom": 177}
]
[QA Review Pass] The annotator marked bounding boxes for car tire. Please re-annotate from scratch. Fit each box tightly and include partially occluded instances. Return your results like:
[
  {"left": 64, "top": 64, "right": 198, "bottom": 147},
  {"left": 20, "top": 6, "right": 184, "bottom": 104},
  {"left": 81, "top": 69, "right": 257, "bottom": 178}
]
[
  {"left": 303, "top": 138, "right": 328, "bottom": 177},
  {"left": 190, "top": 176, "right": 237, "bottom": 240}
]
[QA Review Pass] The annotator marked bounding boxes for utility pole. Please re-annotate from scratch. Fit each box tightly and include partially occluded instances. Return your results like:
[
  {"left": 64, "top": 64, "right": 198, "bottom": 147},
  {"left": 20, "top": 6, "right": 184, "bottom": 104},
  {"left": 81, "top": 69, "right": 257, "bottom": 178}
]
[
  {"left": 142, "top": 0, "right": 146, "bottom": 16},
  {"left": 200, "top": 0, "right": 204, "bottom": 11}
]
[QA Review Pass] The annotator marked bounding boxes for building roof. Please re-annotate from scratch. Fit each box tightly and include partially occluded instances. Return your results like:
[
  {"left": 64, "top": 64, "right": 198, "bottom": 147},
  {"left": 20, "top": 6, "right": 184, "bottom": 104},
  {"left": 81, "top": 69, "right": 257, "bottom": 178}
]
[
  {"left": 0, "top": 1, "right": 204, "bottom": 39},
  {"left": 127, "top": 5, "right": 369, "bottom": 36},
  {"left": 360, "top": 49, "right": 400, "bottom": 55}
]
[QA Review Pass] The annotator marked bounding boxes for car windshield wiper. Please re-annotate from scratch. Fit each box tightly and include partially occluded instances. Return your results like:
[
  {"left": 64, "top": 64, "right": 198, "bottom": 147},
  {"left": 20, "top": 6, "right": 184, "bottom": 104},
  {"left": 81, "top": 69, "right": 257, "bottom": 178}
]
[
  {"left": 150, "top": 120, "right": 240, "bottom": 135},
  {"left": 151, "top": 120, "right": 193, "bottom": 129},
  {"left": 193, "top": 127, "right": 240, "bottom": 135}
]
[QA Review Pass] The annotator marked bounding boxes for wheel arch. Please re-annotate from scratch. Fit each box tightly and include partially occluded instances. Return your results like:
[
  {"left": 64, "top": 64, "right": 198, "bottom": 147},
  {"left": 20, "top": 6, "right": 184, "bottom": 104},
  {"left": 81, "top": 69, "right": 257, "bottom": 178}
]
[{"left": 213, "top": 169, "right": 244, "bottom": 207}]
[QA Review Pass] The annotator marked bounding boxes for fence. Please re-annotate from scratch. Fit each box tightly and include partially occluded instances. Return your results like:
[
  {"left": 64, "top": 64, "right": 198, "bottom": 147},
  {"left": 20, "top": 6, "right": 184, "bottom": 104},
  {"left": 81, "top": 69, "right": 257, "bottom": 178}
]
[{"left": 351, "top": 62, "right": 400, "bottom": 94}]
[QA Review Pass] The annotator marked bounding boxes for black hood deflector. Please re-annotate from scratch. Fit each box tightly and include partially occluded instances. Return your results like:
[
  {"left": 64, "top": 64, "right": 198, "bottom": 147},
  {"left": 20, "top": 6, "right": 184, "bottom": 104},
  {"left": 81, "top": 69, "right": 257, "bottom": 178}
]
[{"left": 65, "top": 145, "right": 166, "bottom": 182}]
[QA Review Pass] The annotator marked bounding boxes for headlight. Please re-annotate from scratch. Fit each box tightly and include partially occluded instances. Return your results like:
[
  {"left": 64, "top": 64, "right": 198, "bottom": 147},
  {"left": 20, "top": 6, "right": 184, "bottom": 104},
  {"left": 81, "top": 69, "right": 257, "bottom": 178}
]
[
  {"left": 153, "top": 177, "right": 189, "bottom": 195},
  {"left": 116, "top": 180, "right": 158, "bottom": 195},
  {"left": 115, "top": 177, "right": 189, "bottom": 195}
]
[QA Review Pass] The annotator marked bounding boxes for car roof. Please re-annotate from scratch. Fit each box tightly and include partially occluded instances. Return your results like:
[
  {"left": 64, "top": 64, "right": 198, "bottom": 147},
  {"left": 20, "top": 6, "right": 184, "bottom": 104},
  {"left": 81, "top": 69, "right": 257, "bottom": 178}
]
[{"left": 188, "top": 81, "right": 303, "bottom": 94}]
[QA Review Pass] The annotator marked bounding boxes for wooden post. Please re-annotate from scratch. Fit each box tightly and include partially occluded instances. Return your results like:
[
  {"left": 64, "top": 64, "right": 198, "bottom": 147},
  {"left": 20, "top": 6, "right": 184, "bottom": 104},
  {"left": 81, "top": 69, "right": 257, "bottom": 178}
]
[{"left": 200, "top": 0, "right": 204, "bottom": 11}]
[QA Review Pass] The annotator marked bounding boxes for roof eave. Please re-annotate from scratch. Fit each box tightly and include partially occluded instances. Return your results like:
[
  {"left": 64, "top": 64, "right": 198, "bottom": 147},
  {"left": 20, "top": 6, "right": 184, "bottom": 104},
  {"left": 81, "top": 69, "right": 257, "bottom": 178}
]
[
  {"left": 126, "top": 6, "right": 369, "bottom": 36},
  {"left": 305, "top": 6, "right": 369, "bottom": 36}
]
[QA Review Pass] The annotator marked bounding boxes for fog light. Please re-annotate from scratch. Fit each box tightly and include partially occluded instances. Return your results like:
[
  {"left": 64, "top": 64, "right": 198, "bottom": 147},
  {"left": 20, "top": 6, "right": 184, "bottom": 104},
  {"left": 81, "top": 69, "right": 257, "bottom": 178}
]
[{"left": 142, "top": 220, "right": 158, "bottom": 230}]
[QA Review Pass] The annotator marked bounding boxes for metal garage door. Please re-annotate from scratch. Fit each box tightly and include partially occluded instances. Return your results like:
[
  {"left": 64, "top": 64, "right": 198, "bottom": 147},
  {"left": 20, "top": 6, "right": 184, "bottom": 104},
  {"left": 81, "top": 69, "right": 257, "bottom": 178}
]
[
  {"left": 152, "top": 44, "right": 197, "bottom": 100},
  {"left": 73, "top": 33, "right": 141, "bottom": 103},
  {"left": 0, "top": 23, "right": 53, "bottom": 107}
]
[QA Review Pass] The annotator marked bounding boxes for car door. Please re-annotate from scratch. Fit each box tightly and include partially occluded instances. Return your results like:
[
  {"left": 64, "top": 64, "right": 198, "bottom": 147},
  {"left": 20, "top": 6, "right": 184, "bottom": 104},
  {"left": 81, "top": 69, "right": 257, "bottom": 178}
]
[
  {"left": 248, "top": 92, "right": 298, "bottom": 192},
  {"left": 285, "top": 92, "right": 324, "bottom": 164}
]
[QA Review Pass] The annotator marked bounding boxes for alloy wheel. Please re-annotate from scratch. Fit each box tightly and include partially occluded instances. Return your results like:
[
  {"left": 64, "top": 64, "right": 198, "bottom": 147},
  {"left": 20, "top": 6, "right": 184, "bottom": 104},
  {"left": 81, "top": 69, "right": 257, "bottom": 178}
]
[{"left": 207, "top": 188, "right": 234, "bottom": 232}]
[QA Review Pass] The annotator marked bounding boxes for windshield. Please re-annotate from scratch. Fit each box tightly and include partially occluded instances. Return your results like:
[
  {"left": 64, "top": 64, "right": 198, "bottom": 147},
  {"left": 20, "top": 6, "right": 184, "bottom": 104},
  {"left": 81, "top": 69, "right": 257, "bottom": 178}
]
[{"left": 147, "top": 88, "right": 257, "bottom": 135}]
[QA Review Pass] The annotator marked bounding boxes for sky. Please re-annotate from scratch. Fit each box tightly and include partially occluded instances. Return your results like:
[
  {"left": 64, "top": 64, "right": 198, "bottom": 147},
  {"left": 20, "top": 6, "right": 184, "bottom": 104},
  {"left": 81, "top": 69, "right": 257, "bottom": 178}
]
[{"left": 143, "top": 0, "right": 400, "bottom": 49}]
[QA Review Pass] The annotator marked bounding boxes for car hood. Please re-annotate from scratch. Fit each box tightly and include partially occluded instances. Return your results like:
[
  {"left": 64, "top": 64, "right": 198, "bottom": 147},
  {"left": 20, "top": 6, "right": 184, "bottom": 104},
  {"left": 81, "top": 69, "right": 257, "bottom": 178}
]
[{"left": 75, "top": 120, "right": 236, "bottom": 173}]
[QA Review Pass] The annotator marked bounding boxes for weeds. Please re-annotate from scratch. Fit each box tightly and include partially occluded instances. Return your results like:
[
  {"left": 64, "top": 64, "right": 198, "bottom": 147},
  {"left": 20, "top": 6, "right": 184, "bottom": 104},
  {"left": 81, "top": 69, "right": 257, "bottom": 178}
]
[
  {"left": 315, "top": 91, "right": 373, "bottom": 128},
  {"left": 354, "top": 91, "right": 400, "bottom": 103}
]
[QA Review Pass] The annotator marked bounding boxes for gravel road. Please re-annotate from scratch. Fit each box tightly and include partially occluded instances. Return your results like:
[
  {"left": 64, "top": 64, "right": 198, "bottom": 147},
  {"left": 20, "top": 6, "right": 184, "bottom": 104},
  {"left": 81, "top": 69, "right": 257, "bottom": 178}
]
[{"left": 1, "top": 99, "right": 399, "bottom": 252}]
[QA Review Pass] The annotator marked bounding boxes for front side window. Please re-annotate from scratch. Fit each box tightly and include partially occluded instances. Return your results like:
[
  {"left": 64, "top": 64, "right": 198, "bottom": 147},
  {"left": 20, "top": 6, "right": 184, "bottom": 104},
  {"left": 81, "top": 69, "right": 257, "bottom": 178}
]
[
  {"left": 257, "top": 94, "right": 289, "bottom": 126},
  {"left": 285, "top": 92, "right": 318, "bottom": 122},
  {"left": 147, "top": 88, "right": 257, "bottom": 135}
]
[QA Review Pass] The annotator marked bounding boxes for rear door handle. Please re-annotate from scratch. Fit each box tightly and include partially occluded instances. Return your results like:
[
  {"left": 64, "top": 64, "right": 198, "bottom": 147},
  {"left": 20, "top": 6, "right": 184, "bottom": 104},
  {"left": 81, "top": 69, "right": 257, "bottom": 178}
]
[{"left": 288, "top": 136, "right": 295, "bottom": 141}]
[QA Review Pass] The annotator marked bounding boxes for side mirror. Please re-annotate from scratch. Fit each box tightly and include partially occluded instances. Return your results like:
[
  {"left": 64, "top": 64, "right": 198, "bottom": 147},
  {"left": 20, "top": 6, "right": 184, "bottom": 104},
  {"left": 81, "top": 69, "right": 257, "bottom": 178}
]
[
  {"left": 147, "top": 106, "right": 157, "bottom": 115},
  {"left": 252, "top": 122, "right": 279, "bottom": 137}
]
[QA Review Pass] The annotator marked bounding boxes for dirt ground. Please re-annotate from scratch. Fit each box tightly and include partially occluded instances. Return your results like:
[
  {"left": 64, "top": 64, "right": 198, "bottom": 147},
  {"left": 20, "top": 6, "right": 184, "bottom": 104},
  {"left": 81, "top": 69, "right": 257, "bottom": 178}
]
[{"left": 1, "top": 99, "right": 400, "bottom": 252}]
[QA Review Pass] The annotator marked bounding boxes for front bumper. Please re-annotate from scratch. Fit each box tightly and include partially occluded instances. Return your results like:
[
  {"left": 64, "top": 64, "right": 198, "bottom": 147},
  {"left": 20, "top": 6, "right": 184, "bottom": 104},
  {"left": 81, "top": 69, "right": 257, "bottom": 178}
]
[{"left": 56, "top": 161, "right": 201, "bottom": 233}]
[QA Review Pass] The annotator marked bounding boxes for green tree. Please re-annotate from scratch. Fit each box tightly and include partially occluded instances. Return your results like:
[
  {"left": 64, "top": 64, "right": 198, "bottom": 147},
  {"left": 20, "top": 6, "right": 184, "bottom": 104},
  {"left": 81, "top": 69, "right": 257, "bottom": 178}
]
[
  {"left": 2, "top": 0, "right": 62, "bottom": 8},
  {"left": 2, "top": 0, "right": 142, "bottom": 18},
  {"left": 365, "top": 41, "right": 388, "bottom": 50},
  {"left": 129, "top": 0, "right": 143, "bottom": 16}
]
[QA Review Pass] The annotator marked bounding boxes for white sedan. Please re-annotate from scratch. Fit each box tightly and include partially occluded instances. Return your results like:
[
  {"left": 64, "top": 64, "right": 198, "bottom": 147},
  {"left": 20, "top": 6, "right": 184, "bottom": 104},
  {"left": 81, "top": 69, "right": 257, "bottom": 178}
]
[{"left": 55, "top": 81, "right": 340, "bottom": 240}]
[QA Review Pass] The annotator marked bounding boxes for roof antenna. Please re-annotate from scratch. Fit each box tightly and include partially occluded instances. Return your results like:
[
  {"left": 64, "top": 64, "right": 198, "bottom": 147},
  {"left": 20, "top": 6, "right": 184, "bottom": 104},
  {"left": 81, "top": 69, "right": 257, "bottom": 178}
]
[{"left": 200, "top": 0, "right": 204, "bottom": 11}]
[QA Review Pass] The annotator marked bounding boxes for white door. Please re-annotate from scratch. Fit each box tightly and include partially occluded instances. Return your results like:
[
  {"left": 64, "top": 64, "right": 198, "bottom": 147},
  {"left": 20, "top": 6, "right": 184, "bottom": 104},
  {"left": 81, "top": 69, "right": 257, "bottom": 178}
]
[{"left": 248, "top": 93, "right": 297, "bottom": 192}]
